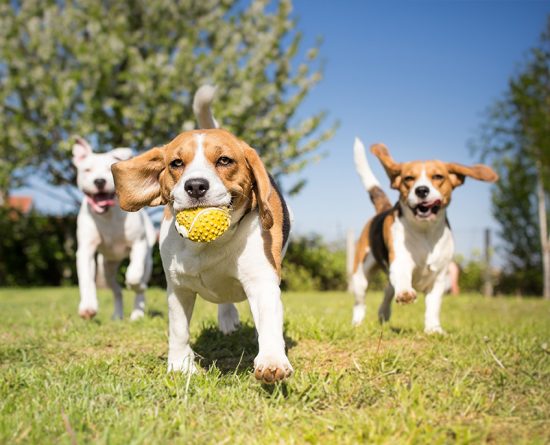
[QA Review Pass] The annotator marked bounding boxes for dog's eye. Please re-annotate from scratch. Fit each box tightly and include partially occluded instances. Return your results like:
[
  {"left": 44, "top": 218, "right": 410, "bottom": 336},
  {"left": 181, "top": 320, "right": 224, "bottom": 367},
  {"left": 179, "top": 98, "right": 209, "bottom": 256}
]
[
  {"left": 432, "top": 174, "right": 444, "bottom": 181},
  {"left": 404, "top": 176, "right": 415, "bottom": 183},
  {"left": 216, "top": 156, "right": 234, "bottom": 167},
  {"left": 170, "top": 159, "right": 184, "bottom": 169}
]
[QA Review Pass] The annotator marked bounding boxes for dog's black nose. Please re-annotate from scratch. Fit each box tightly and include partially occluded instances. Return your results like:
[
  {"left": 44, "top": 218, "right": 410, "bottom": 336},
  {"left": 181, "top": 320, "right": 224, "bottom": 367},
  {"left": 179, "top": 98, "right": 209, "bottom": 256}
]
[
  {"left": 94, "top": 178, "right": 106, "bottom": 190},
  {"left": 184, "top": 178, "right": 209, "bottom": 199},
  {"left": 415, "top": 186, "right": 429, "bottom": 199}
]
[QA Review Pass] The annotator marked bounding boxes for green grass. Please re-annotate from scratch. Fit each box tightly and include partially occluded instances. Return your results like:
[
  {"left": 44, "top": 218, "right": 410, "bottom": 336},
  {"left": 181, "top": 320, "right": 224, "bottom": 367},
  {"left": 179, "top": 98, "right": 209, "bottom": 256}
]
[{"left": 1, "top": 288, "right": 549, "bottom": 444}]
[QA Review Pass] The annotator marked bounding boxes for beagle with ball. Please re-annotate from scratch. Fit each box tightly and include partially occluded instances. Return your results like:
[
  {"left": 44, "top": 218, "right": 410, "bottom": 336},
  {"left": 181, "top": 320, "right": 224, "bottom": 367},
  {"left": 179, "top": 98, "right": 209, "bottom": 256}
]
[
  {"left": 350, "top": 138, "right": 498, "bottom": 333},
  {"left": 111, "top": 87, "right": 293, "bottom": 383}
]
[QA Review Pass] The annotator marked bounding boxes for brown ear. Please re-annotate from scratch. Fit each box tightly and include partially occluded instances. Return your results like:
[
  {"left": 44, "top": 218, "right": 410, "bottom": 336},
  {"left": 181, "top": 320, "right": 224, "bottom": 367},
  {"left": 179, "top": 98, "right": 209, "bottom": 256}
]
[
  {"left": 111, "top": 147, "right": 167, "bottom": 211},
  {"left": 446, "top": 162, "right": 499, "bottom": 188},
  {"left": 370, "top": 143, "right": 402, "bottom": 189},
  {"left": 243, "top": 145, "right": 274, "bottom": 231}
]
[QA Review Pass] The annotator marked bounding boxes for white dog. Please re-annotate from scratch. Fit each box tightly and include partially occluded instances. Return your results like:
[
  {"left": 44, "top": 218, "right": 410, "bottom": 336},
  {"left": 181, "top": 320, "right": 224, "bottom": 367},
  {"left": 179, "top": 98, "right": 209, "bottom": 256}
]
[
  {"left": 73, "top": 137, "right": 156, "bottom": 320},
  {"left": 111, "top": 87, "right": 293, "bottom": 383}
]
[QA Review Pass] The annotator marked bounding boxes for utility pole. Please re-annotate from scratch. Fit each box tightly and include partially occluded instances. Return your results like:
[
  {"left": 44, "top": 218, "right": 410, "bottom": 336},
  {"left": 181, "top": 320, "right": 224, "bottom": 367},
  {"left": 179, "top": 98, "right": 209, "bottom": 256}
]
[{"left": 483, "top": 228, "right": 494, "bottom": 297}]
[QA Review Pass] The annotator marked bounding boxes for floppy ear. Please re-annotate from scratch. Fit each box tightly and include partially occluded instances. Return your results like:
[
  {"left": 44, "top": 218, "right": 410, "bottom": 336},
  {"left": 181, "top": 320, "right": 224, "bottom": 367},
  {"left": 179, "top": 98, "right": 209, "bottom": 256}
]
[
  {"left": 110, "top": 148, "right": 133, "bottom": 161},
  {"left": 243, "top": 145, "right": 274, "bottom": 231},
  {"left": 111, "top": 147, "right": 167, "bottom": 211},
  {"left": 72, "top": 136, "right": 93, "bottom": 167},
  {"left": 445, "top": 162, "right": 499, "bottom": 188},
  {"left": 370, "top": 143, "right": 402, "bottom": 189}
]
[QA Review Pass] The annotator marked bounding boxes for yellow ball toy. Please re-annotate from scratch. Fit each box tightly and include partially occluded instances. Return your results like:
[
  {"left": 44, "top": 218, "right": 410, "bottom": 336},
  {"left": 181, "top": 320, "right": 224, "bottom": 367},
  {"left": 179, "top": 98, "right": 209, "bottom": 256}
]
[{"left": 174, "top": 206, "right": 231, "bottom": 242}]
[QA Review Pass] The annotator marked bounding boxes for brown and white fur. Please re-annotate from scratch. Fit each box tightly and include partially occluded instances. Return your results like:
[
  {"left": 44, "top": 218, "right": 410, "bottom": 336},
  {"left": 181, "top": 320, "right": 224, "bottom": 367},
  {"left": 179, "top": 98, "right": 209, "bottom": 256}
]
[
  {"left": 111, "top": 87, "right": 293, "bottom": 383},
  {"left": 350, "top": 138, "right": 498, "bottom": 333}
]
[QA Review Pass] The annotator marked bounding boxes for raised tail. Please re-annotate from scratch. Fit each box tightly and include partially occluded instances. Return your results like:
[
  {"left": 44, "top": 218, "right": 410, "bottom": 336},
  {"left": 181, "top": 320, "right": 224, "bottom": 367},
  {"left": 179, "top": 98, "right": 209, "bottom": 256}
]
[
  {"left": 353, "top": 137, "right": 391, "bottom": 213},
  {"left": 193, "top": 85, "right": 219, "bottom": 129}
]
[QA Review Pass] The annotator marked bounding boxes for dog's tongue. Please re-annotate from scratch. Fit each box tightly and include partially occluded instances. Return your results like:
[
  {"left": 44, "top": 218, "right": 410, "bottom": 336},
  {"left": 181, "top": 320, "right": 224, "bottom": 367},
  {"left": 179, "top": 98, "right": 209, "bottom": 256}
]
[
  {"left": 424, "top": 199, "right": 442, "bottom": 209},
  {"left": 87, "top": 193, "right": 115, "bottom": 213}
]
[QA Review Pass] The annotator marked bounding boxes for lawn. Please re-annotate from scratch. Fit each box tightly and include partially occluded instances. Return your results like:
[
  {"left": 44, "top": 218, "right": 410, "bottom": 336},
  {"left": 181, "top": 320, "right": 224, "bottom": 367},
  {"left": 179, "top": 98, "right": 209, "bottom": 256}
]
[{"left": 0, "top": 288, "right": 549, "bottom": 444}]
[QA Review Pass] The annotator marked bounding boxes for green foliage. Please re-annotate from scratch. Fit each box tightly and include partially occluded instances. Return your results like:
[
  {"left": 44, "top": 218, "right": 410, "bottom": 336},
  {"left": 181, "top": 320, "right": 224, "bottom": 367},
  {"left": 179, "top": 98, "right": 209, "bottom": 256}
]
[
  {"left": 1, "top": 288, "right": 549, "bottom": 443},
  {"left": 282, "top": 234, "right": 347, "bottom": 291},
  {"left": 455, "top": 253, "right": 484, "bottom": 293},
  {"left": 473, "top": 15, "right": 550, "bottom": 295},
  {"left": 0, "top": 0, "right": 336, "bottom": 197},
  {"left": 0, "top": 209, "right": 77, "bottom": 286}
]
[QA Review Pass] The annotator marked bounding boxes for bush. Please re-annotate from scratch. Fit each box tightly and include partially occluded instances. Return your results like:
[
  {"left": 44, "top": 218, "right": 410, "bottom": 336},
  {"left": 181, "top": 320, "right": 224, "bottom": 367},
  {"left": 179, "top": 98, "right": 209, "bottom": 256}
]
[
  {"left": 282, "top": 234, "right": 347, "bottom": 291},
  {"left": 0, "top": 209, "right": 77, "bottom": 286},
  {"left": 0, "top": 208, "right": 166, "bottom": 288}
]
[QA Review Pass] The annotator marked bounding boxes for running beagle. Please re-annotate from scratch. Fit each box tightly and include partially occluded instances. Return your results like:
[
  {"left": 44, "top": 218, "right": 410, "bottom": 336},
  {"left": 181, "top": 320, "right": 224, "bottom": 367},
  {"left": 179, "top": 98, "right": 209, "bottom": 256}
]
[
  {"left": 111, "top": 87, "right": 293, "bottom": 383},
  {"left": 350, "top": 138, "right": 498, "bottom": 333}
]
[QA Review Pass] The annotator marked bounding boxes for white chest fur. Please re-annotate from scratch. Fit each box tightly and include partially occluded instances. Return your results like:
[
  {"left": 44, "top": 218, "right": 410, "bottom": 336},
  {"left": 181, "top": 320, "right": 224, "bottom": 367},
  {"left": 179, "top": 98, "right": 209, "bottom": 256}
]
[
  {"left": 159, "top": 211, "right": 275, "bottom": 304},
  {"left": 391, "top": 212, "right": 454, "bottom": 293}
]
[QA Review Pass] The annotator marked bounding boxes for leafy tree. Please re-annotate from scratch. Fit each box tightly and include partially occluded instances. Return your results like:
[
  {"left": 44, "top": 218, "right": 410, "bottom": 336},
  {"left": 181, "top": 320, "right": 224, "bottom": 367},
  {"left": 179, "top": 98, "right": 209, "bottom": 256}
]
[
  {"left": 474, "top": 16, "right": 550, "bottom": 298},
  {"left": 0, "top": 0, "right": 335, "bottom": 204}
]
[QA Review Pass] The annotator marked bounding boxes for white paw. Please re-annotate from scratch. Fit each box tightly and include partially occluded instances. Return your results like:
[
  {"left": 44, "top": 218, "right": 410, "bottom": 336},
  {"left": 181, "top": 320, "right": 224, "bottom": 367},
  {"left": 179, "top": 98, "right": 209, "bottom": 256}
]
[
  {"left": 352, "top": 304, "right": 366, "bottom": 326},
  {"left": 167, "top": 353, "right": 198, "bottom": 374},
  {"left": 425, "top": 325, "right": 446, "bottom": 335},
  {"left": 218, "top": 304, "right": 240, "bottom": 335},
  {"left": 130, "top": 309, "right": 145, "bottom": 321},
  {"left": 254, "top": 351, "right": 293, "bottom": 384},
  {"left": 79, "top": 303, "right": 98, "bottom": 320},
  {"left": 395, "top": 289, "right": 417, "bottom": 304}
]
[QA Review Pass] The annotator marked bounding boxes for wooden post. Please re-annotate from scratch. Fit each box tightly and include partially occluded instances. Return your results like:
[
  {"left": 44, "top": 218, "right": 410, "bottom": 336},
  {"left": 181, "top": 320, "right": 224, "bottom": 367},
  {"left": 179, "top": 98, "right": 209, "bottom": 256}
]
[
  {"left": 346, "top": 229, "right": 355, "bottom": 293},
  {"left": 483, "top": 228, "right": 494, "bottom": 297}
]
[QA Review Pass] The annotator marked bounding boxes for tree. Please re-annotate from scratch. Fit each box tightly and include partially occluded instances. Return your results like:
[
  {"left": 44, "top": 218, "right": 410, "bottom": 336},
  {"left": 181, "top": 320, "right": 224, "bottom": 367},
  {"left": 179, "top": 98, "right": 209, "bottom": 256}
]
[
  {"left": 475, "top": 16, "right": 550, "bottom": 298},
  {"left": 0, "top": 0, "right": 335, "bottom": 204}
]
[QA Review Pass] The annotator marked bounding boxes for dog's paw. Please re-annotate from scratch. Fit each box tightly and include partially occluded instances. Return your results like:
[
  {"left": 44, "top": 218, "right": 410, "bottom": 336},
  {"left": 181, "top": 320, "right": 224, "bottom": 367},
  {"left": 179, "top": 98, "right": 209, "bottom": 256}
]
[
  {"left": 79, "top": 308, "right": 97, "bottom": 320},
  {"left": 425, "top": 325, "right": 446, "bottom": 335},
  {"left": 395, "top": 289, "right": 417, "bottom": 304},
  {"left": 352, "top": 304, "right": 366, "bottom": 326},
  {"left": 218, "top": 303, "right": 240, "bottom": 335},
  {"left": 130, "top": 309, "right": 145, "bottom": 321},
  {"left": 168, "top": 354, "right": 198, "bottom": 374},
  {"left": 254, "top": 352, "right": 293, "bottom": 384}
]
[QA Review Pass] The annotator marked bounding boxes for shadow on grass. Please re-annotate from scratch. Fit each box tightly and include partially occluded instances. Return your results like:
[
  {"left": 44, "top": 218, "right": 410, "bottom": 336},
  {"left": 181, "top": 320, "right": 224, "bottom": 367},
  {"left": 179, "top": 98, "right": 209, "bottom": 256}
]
[
  {"left": 193, "top": 322, "right": 296, "bottom": 376},
  {"left": 147, "top": 309, "right": 164, "bottom": 319},
  {"left": 390, "top": 326, "right": 414, "bottom": 335}
]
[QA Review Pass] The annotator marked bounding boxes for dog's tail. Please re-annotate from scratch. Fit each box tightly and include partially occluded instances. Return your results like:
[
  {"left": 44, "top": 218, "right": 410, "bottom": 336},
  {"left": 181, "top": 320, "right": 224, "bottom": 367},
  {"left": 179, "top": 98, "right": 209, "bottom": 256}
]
[
  {"left": 353, "top": 137, "right": 392, "bottom": 214},
  {"left": 193, "top": 85, "right": 219, "bottom": 129}
]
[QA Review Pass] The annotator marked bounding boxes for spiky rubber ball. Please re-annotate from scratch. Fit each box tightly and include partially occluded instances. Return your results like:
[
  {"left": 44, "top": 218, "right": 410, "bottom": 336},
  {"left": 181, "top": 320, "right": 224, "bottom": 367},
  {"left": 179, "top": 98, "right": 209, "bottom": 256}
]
[{"left": 174, "top": 206, "right": 231, "bottom": 242}]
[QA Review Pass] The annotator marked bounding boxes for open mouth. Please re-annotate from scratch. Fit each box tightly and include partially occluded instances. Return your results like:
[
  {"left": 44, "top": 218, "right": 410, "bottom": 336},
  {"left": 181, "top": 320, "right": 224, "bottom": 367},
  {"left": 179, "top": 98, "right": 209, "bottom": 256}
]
[
  {"left": 86, "top": 192, "right": 116, "bottom": 214},
  {"left": 411, "top": 199, "right": 442, "bottom": 219}
]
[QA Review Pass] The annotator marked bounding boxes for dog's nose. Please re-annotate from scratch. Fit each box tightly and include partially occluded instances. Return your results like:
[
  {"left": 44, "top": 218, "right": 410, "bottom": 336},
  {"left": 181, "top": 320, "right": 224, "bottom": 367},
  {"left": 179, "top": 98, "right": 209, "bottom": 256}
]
[
  {"left": 415, "top": 186, "right": 430, "bottom": 199},
  {"left": 94, "top": 178, "right": 106, "bottom": 190},
  {"left": 184, "top": 178, "right": 209, "bottom": 199}
]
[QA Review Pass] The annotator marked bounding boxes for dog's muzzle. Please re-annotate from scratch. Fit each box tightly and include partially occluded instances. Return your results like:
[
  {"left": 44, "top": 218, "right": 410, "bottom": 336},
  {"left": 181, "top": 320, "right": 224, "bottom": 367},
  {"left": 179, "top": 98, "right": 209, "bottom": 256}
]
[
  {"left": 410, "top": 199, "right": 442, "bottom": 220},
  {"left": 86, "top": 192, "right": 116, "bottom": 214}
]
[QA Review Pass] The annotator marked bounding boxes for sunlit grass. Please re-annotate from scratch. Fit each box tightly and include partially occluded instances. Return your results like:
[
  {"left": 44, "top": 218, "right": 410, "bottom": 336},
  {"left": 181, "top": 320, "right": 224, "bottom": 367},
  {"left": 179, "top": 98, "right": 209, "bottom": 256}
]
[{"left": 1, "top": 288, "right": 548, "bottom": 444}]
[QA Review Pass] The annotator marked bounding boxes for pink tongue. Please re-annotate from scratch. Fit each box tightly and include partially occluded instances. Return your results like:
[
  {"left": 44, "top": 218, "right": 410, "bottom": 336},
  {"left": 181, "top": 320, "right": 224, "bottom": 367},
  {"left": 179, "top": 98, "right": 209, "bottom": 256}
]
[
  {"left": 96, "top": 197, "right": 115, "bottom": 207},
  {"left": 426, "top": 199, "right": 442, "bottom": 208},
  {"left": 86, "top": 195, "right": 115, "bottom": 213}
]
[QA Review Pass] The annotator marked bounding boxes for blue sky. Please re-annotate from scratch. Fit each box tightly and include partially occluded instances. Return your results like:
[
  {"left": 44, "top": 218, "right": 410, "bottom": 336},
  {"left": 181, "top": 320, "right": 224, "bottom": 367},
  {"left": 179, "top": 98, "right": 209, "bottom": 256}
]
[
  {"left": 281, "top": 0, "right": 549, "bottom": 261},
  {"left": 14, "top": 0, "right": 549, "bottom": 263}
]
